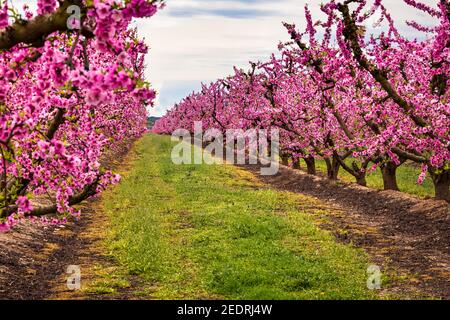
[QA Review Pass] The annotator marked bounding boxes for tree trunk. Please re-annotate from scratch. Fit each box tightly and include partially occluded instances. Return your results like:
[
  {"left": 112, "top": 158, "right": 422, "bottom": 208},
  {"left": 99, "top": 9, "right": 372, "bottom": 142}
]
[
  {"left": 430, "top": 169, "right": 450, "bottom": 202},
  {"left": 304, "top": 156, "right": 316, "bottom": 175},
  {"left": 325, "top": 156, "right": 339, "bottom": 180},
  {"left": 292, "top": 158, "right": 301, "bottom": 170},
  {"left": 356, "top": 174, "right": 367, "bottom": 187},
  {"left": 381, "top": 161, "right": 399, "bottom": 191},
  {"left": 281, "top": 155, "right": 289, "bottom": 166}
]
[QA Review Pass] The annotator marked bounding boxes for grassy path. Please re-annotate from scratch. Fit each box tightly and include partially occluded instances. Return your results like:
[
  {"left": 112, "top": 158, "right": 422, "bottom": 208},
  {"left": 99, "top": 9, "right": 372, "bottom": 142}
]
[{"left": 88, "top": 134, "right": 378, "bottom": 299}]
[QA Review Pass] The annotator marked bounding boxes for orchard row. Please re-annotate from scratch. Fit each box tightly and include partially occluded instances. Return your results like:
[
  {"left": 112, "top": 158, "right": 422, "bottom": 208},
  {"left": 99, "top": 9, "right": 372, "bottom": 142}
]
[
  {"left": 154, "top": 0, "right": 450, "bottom": 202},
  {"left": 0, "top": 0, "right": 164, "bottom": 230}
]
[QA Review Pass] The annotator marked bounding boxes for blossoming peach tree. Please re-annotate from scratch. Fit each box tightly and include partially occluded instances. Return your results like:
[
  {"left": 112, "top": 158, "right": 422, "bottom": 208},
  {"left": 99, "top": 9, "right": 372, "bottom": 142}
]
[
  {"left": 0, "top": 0, "right": 163, "bottom": 231},
  {"left": 153, "top": 0, "right": 449, "bottom": 202}
]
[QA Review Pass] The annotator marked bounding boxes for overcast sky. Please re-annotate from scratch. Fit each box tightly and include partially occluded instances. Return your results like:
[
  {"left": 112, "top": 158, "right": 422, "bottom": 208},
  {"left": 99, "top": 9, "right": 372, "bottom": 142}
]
[{"left": 135, "top": 0, "right": 438, "bottom": 117}]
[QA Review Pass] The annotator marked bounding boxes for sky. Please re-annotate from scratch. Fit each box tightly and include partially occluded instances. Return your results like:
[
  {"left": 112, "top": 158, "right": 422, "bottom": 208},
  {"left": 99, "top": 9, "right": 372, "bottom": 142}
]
[
  {"left": 135, "top": 0, "right": 438, "bottom": 117},
  {"left": 12, "top": 0, "right": 438, "bottom": 117}
]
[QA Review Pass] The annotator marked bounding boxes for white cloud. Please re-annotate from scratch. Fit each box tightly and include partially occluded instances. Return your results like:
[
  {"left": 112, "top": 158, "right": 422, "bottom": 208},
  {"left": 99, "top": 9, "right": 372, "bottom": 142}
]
[
  {"left": 14, "top": 0, "right": 439, "bottom": 117},
  {"left": 138, "top": 0, "right": 439, "bottom": 117}
]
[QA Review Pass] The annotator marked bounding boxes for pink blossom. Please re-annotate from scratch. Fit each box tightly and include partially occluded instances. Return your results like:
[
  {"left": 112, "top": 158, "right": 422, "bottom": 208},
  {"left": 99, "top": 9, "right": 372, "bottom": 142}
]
[{"left": 16, "top": 196, "right": 33, "bottom": 213}]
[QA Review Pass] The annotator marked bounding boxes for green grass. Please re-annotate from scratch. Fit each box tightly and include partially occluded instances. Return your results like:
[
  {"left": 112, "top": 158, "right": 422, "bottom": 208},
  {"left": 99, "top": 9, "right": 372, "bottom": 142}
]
[
  {"left": 314, "top": 159, "right": 434, "bottom": 199},
  {"left": 97, "top": 134, "right": 379, "bottom": 299}
]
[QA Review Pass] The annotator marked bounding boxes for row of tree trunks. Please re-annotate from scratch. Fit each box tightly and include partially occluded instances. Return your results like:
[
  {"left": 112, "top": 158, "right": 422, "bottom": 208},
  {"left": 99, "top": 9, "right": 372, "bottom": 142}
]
[
  {"left": 380, "top": 161, "right": 400, "bottom": 191},
  {"left": 304, "top": 156, "right": 316, "bottom": 175},
  {"left": 324, "top": 156, "right": 339, "bottom": 180},
  {"left": 281, "top": 155, "right": 449, "bottom": 202},
  {"left": 286, "top": 156, "right": 315, "bottom": 174}
]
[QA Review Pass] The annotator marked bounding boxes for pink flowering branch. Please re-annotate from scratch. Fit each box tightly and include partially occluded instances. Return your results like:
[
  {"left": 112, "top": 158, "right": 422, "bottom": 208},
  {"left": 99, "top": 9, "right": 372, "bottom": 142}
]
[
  {"left": 0, "top": 1, "right": 163, "bottom": 229},
  {"left": 0, "top": 0, "right": 92, "bottom": 50}
]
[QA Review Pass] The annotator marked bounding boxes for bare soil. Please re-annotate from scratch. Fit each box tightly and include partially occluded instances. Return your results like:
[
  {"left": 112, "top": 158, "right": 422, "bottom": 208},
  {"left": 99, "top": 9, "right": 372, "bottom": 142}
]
[{"left": 0, "top": 140, "right": 136, "bottom": 300}]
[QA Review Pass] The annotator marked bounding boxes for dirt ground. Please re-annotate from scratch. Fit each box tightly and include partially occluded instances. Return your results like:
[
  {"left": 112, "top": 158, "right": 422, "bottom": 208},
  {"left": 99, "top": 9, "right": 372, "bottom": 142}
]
[
  {"left": 0, "top": 140, "right": 136, "bottom": 300},
  {"left": 0, "top": 156, "right": 449, "bottom": 299},
  {"left": 0, "top": 200, "right": 100, "bottom": 299}
]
